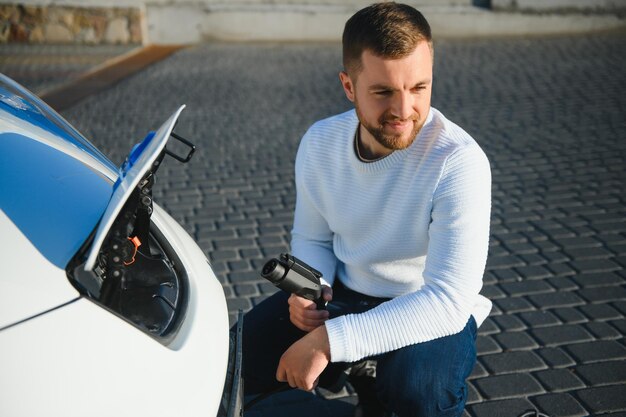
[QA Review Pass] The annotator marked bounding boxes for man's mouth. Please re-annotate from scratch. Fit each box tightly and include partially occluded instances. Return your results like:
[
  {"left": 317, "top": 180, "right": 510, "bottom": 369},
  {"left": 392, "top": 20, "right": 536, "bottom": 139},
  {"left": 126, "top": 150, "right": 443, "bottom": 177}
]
[{"left": 383, "top": 119, "right": 413, "bottom": 132}]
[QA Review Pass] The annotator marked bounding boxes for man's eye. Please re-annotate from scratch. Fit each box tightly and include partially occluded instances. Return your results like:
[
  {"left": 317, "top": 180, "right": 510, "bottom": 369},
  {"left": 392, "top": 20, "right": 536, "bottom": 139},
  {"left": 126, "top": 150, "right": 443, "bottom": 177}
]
[
  {"left": 374, "top": 90, "right": 392, "bottom": 96},
  {"left": 412, "top": 86, "right": 426, "bottom": 93}
]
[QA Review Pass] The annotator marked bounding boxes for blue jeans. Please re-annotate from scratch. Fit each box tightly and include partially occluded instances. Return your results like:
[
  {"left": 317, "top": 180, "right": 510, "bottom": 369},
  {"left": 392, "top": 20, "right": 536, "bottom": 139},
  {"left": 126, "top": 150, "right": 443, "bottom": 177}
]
[{"left": 241, "top": 281, "right": 477, "bottom": 417}]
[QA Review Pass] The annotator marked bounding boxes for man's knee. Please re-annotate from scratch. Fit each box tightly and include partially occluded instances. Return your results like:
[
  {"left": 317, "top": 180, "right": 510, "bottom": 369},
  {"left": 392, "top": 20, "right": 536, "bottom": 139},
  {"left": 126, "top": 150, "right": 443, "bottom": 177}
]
[
  {"left": 376, "top": 366, "right": 468, "bottom": 417},
  {"left": 375, "top": 319, "right": 477, "bottom": 417}
]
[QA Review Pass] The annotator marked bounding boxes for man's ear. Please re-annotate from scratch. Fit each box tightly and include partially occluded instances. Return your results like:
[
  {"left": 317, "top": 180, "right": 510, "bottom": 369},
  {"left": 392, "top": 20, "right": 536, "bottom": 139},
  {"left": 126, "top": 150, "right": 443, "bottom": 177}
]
[{"left": 339, "top": 71, "right": 355, "bottom": 102}]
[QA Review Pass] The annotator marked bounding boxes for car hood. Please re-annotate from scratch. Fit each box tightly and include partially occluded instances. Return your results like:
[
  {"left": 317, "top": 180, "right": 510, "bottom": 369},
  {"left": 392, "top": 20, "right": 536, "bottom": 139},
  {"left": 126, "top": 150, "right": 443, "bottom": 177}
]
[{"left": 0, "top": 74, "right": 117, "bottom": 270}]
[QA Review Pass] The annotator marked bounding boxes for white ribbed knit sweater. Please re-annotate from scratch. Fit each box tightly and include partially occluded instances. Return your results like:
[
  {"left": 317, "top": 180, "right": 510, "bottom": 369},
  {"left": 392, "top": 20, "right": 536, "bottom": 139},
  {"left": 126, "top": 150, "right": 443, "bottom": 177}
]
[{"left": 291, "top": 107, "right": 492, "bottom": 364}]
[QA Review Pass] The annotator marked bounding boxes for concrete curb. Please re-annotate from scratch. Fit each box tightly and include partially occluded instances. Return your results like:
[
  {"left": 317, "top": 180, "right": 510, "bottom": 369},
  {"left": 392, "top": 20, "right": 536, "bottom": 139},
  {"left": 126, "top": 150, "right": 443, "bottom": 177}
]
[{"left": 39, "top": 44, "right": 185, "bottom": 111}]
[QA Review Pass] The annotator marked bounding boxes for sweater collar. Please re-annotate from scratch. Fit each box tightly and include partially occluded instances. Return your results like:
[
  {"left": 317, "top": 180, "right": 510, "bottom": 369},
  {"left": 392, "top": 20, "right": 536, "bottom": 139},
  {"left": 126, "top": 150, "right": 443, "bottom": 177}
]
[{"left": 349, "top": 107, "right": 434, "bottom": 173}]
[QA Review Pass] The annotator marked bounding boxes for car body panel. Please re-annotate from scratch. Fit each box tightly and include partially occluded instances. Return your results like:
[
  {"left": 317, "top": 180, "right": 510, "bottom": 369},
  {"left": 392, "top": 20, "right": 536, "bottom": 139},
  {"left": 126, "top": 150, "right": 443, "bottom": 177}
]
[
  {"left": 0, "top": 210, "right": 80, "bottom": 330},
  {"left": 0, "top": 74, "right": 117, "bottom": 179},
  {"left": 0, "top": 205, "right": 230, "bottom": 417},
  {"left": 0, "top": 132, "right": 112, "bottom": 269},
  {"left": 1, "top": 73, "right": 116, "bottom": 270}
]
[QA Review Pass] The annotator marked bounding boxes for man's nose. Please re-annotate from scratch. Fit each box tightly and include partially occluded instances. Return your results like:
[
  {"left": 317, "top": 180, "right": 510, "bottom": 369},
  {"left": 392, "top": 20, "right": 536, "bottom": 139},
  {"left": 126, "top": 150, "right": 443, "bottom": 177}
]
[{"left": 390, "top": 92, "right": 414, "bottom": 120}]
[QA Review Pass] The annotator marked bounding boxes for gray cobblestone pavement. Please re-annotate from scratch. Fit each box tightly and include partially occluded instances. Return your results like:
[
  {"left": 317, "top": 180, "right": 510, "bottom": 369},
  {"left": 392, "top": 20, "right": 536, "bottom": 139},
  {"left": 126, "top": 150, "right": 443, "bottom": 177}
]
[
  {"left": 3, "top": 33, "right": 626, "bottom": 416},
  {"left": 0, "top": 43, "right": 135, "bottom": 94}
]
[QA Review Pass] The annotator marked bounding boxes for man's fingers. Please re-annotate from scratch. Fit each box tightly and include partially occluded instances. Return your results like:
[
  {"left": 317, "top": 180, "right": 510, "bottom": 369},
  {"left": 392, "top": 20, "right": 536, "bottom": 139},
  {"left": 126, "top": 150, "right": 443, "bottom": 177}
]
[
  {"left": 277, "top": 361, "right": 297, "bottom": 388},
  {"left": 288, "top": 294, "right": 315, "bottom": 308},
  {"left": 276, "top": 363, "right": 286, "bottom": 383},
  {"left": 288, "top": 293, "right": 330, "bottom": 332},
  {"left": 322, "top": 286, "right": 333, "bottom": 302},
  {"left": 289, "top": 306, "right": 328, "bottom": 322},
  {"left": 287, "top": 373, "right": 297, "bottom": 389}
]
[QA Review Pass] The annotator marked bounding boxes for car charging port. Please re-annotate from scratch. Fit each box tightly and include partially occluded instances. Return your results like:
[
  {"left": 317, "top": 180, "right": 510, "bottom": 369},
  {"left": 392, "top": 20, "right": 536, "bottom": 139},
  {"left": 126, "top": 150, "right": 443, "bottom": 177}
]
[{"left": 66, "top": 137, "right": 195, "bottom": 340}]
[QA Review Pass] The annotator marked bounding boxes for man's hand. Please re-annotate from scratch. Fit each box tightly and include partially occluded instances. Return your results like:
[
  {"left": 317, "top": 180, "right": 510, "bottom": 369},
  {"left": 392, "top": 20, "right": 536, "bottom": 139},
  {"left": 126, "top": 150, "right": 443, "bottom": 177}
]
[
  {"left": 276, "top": 325, "right": 331, "bottom": 391},
  {"left": 288, "top": 285, "right": 333, "bottom": 332}
]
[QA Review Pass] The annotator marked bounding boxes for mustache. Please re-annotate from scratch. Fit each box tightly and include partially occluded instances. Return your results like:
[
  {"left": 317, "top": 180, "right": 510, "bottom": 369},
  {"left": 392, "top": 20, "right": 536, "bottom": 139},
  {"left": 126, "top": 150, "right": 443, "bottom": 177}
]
[{"left": 379, "top": 113, "right": 418, "bottom": 124}]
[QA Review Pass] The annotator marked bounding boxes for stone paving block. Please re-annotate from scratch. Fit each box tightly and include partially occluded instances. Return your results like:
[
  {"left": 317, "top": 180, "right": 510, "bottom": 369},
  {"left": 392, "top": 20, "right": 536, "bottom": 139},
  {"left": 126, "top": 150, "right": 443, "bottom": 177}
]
[
  {"left": 228, "top": 270, "right": 261, "bottom": 283},
  {"left": 593, "top": 221, "right": 626, "bottom": 234},
  {"left": 614, "top": 244, "right": 626, "bottom": 256},
  {"left": 583, "top": 322, "right": 622, "bottom": 340},
  {"left": 535, "top": 241, "right": 562, "bottom": 254},
  {"left": 570, "top": 259, "right": 623, "bottom": 275},
  {"left": 480, "top": 284, "right": 506, "bottom": 300},
  {"left": 494, "top": 297, "right": 536, "bottom": 314},
  {"left": 486, "top": 255, "right": 526, "bottom": 270},
  {"left": 574, "top": 361, "right": 626, "bottom": 386},
  {"left": 520, "top": 254, "right": 550, "bottom": 266},
  {"left": 473, "top": 374, "right": 544, "bottom": 400},
  {"left": 228, "top": 260, "right": 250, "bottom": 271},
  {"left": 530, "top": 393, "right": 588, "bottom": 417},
  {"left": 533, "top": 369, "right": 586, "bottom": 392},
  {"left": 261, "top": 245, "right": 290, "bottom": 258},
  {"left": 504, "top": 242, "right": 539, "bottom": 254},
  {"left": 209, "top": 249, "right": 239, "bottom": 262},
  {"left": 493, "top": 268, "right": 523, "bottom": 282},
  {"left": 518, "top": 311, "right": 562, "bottom": 328},
  {"left": 494, "top": 331, "right": 539, "bottom": 351},
  {"left": 480, "top": 351, "right": 546, "bottom": 375},
  {"left": 552, "top": 308, "right": 588, "bottom": 324},
  {"left": 578, "top": 286, "right": 626, "bottom": 303},
  {"left": 468, "top": 397, "right": 536, "bottom": 417},
  {"left": 494, "top": 232, "right": 528, "bottom": 244},
  {"left": 609, "top": 318, "right": 626, "bottom": 334},
  {"left": 531, "top": 325, "right": 594, "bottom": 346},
  {"left": 259, "top": 282, "right": 280, "bottom": 295},
  {"left": 575, "top": 385, "right": 626, "bottom": 415},
  {"left": 564, "top": 247, "right": 615, "bottom": 261},
  {"left": 240, "top": 248, "right": 263, "bottom": 259},
  {"left": 467, "top": 382, "right": 482, "bottom": 404},
  {"left": 492, "top": 315, "right": 527, "bottom": 332},
  {"left": 546, "top": 277, "right": 579, "bottom": 291},
  {"left": 528, "top": 292, "right": 586, "bottom": 309},
  {"left": 565, "top": 341, "right": 626, "bottom": 364},
  {"left": 553, "top": 236, "right": 603, "bottom": 250},
  {"left": 614, "top": 301, "right": 626, "bottom": 315},
  {"left": 482, "top": 271, "right": 498, "bottom": 285},
  {"left": 499, "top": 281, "right": 554, "bottom": 297},
  {"left": 214, "top": 237, "right": 257, "bottom": 250},
  {"left": 515, "top": 265, "right": 553, "bottom": 280},
  {"left": 469, "top": 361, "right": 489, "bottom": 380},
  {"left": 234, "top": 284, "right": 259, "bottom": 297},
  {"left": 476, "top": 336, "right": 502, "bottom": 355},
  {"left": 478, "top": 317, "right": 500, "bottom": 335},
  {"left": 547, "top": 262, "right": 577, "bottom": 277}
]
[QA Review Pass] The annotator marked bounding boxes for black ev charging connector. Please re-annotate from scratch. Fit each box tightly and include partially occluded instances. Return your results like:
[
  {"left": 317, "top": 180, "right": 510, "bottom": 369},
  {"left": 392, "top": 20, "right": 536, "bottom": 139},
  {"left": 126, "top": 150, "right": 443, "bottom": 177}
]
[{"left": 261, "top": 253, "right": 326, "bottom": 310}]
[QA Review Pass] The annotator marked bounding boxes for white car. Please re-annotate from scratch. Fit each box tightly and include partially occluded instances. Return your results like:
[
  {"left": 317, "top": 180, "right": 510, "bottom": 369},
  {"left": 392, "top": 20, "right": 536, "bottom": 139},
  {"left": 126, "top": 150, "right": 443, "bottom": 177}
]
[{"left": 0, "top": 74, "right": 243, "bottom": 417}]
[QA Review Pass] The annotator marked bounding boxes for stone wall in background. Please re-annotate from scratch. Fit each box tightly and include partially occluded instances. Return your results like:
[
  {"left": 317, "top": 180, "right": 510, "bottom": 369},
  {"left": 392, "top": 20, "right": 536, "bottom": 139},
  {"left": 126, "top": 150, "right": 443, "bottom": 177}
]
[{"left": 0, "top": 4, "right": 143, "bottom": 44}]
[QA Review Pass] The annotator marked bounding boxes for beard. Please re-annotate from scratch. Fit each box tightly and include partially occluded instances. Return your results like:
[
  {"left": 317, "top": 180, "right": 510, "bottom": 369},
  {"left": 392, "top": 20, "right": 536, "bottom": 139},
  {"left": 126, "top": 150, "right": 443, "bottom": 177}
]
[{"left": 355, "top": 102, "right": 423, "bottom": 152}]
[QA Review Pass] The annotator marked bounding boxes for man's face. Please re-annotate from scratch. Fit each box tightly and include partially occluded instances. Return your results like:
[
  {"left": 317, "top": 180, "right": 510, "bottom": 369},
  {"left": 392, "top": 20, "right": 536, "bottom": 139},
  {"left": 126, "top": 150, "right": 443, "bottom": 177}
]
[{"left": 340, "top": 41, "right": 433, "bottom": 159}]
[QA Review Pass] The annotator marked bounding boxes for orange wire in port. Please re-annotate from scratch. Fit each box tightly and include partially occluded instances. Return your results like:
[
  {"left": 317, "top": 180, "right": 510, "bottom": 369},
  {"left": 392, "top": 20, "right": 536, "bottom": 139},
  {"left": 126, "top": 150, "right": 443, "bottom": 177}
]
[{"left": 123, "top": 236, "right": 142, "bottom": 265}]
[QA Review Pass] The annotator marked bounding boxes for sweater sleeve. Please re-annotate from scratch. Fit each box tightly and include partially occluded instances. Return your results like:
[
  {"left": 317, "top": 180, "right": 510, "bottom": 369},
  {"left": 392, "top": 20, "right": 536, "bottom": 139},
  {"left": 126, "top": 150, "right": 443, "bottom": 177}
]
[
  {"left": 290, "top": 131, "right": 338, "bottom": 287},
  {"left": 324, "top": 144, "right": 491, "bottom": 363}
]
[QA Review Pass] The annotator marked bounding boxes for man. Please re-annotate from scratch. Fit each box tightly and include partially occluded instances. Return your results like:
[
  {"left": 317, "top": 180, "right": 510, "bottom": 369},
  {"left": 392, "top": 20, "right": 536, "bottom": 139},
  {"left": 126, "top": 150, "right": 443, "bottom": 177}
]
[{"left": 242, "top": 3, "right": 492, "bottom": 416}]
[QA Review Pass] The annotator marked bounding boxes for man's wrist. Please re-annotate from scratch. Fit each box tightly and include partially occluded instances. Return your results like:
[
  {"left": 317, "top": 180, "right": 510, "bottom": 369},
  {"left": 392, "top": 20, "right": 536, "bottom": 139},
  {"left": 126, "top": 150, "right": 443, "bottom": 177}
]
[{"left": 313, "top": 325, "right": 331, "bottom": 361}]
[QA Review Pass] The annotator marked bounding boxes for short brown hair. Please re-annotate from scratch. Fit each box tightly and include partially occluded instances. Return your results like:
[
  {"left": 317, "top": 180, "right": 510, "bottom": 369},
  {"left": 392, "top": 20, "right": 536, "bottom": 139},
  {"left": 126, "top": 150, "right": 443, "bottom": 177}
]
[{"left": 342, "top": 2, "right": 432, "bottom": 76}]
